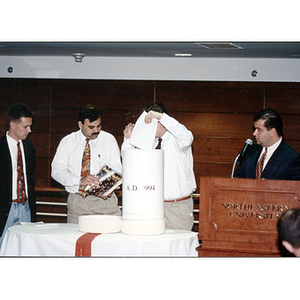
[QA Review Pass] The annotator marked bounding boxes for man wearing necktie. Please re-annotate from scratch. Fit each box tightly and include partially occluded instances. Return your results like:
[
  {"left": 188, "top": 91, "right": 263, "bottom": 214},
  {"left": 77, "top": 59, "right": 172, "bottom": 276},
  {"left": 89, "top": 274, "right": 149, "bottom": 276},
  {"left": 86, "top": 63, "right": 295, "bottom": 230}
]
[
  {"left": 52, "top": 105, "right": 122, "bottom": 223},
  {"left": 122, "top": 103, "right": 196, "bottom": 230},
  {"left": 234, "top": 109, "right": 300, "bottom": 180},
  {"left": 0, "top": 103, "right": 36, "bottom": 247}
]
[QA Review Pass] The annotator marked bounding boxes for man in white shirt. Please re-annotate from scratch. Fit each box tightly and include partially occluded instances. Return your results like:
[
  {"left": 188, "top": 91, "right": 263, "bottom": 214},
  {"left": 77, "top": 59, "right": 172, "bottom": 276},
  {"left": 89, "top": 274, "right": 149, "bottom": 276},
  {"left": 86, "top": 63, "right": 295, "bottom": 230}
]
[
  {"left": 0, "top": 103, "right": 36, "bottom": 246},
  {"left": 234, "top": 108, "right": 300, "bottom": 180},
  {"left": 51, "top": 105, "right": 122, "bottom": 223},
  {"left": 122, "top": 103, "right": 196, "bottom": 230}
]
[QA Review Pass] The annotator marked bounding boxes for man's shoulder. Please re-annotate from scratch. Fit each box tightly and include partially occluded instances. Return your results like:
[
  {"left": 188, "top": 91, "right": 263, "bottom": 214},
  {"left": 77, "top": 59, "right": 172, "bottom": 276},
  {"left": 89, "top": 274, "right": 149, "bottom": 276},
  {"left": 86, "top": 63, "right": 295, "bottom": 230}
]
[
  {"left": 98, "top": 130, "right": 117, "bottom": 140},
  {"left": 0, "top": 135, "right": 7, "bottom": 153},
  {"left": 23, "top": 138, "right": 35, "bottom": 148},
  {"left": 60, "top": 130, "right": 80, "bottom": 142},
  {"left": 280, "top": 141, "right": 300, "bottom": 158},
  {"left": 22, "top": 139, "right": 35, "bottom": 160},
  {"left": 0, "top": 134, "right": 5, "bottom": 143}
]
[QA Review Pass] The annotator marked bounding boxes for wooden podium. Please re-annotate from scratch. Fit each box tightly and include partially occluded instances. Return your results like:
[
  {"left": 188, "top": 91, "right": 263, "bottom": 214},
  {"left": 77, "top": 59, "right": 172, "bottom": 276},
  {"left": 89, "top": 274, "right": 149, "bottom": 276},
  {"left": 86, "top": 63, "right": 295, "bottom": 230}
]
[{"left": 198, "top": 177, "right": 300, "bottom": 257}]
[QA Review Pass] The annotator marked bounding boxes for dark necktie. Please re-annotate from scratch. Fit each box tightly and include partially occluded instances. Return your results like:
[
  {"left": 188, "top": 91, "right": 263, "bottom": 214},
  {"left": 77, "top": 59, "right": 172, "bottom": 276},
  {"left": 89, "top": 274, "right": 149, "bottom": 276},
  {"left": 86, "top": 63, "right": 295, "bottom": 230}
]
[
  {"left": 17, "top": 142, "right": 26, "bottom": 205},
  {"left": 155, "top": 138, "right": 162, "bottom": 149},
  {"left": 79, "top": 138, "right": 90, "bottom": 197},
  {"left": 256, "top": 148, "right": 267, "bottom": 179}
]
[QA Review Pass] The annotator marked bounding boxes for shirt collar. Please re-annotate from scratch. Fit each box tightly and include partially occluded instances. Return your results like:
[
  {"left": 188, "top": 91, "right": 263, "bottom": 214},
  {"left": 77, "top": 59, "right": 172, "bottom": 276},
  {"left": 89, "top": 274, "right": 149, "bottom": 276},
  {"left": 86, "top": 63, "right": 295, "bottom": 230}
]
[
  {"left": 6, "top": 131, "right": 21, "bottom": 145},
  {"left": 79, "top": 130, "right": 101, "bottom": 145},
  {"left": 264, "top": 136, "right": 282, "bottom": 158},
  {"left": 266, "top": 136, "right": 282, "bottom": 152},
  {"left": 79, "top": 130, "right": 91, "bottom": 144},
  {"left": 160, "top": 131, "right": 169, "bottom": 140}
]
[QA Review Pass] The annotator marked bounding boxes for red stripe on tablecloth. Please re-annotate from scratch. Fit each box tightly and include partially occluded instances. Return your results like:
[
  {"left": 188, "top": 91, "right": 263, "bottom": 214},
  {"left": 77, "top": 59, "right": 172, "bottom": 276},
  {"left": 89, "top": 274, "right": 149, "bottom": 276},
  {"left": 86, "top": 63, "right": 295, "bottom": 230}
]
[{"left": 75, "top": 233, "right": 101, "bottom": 257}]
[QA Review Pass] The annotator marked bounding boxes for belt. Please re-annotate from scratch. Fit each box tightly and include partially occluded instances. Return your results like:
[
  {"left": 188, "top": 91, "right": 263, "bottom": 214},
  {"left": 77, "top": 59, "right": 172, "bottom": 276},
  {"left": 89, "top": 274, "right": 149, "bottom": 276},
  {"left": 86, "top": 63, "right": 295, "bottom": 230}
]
[{"left": 164, "top": 195, "right": 191, "bottom": 203}]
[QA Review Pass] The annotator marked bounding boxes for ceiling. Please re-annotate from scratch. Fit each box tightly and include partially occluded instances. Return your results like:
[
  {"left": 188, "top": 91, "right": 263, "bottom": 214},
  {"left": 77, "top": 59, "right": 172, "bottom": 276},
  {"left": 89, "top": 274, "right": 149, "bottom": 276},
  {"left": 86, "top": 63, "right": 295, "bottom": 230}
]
[{"left": 1, "top": 42, "right": 300, "bottom": 59}]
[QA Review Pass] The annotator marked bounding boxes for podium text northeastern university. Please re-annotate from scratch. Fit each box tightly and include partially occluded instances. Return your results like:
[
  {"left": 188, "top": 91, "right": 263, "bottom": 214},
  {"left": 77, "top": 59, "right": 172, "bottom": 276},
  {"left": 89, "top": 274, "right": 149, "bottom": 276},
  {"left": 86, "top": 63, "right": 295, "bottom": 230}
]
[{"left": 198, "top": 177, "right": 300, "bottom": 257}]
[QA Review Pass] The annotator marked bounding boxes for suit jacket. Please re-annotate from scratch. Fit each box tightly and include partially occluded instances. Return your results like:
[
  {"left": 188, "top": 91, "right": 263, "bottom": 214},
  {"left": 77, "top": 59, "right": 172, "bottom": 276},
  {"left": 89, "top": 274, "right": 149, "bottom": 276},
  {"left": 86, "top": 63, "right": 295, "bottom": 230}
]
[
  {"left": 0, "top": 134, "right": 36, "bottom": 237},
  {"left": 234, "top": 140, "right": 300, "bottom": 180}
]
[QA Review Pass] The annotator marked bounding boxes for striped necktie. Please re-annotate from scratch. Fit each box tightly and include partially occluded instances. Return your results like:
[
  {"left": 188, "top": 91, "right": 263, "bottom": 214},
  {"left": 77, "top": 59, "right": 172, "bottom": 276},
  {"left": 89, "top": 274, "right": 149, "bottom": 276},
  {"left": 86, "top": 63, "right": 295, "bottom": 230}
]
[{"left": 256, "top": 148, "right": 267, "bottom": 179}]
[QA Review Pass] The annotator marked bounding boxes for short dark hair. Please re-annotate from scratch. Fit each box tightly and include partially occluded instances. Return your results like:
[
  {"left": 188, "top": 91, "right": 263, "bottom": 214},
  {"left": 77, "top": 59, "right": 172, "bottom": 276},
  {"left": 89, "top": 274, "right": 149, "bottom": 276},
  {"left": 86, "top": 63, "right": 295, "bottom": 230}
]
[
  {"left": 254, "top": 109, "right": 283, "bottom": 137},
  {"left": 6, "top": 103, "right": 33, "bottom": 130},
  {"left": 144, "top": 102, "right": 169, "bottom": 115},
  {"left": 78, "top": 104, "right": 102, "bottom": 124},
  {"left": 277, "top": 208, "right": 300, "bottom": 248}
]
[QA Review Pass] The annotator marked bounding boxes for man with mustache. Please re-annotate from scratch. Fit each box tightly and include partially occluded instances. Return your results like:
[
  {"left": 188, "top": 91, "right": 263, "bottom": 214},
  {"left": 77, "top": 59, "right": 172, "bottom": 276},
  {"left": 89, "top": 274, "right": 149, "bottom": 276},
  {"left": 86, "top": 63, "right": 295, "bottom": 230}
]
[{"left": 51, "top": 105, "right": 122, "bottom": 223}]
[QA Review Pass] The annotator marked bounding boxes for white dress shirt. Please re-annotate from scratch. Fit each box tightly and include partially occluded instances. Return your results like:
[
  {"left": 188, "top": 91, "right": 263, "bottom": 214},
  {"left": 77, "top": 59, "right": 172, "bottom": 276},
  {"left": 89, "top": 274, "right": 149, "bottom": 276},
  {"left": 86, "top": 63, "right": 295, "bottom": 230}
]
[
  {"left": 258, "top": 137, "right": 282, "bottom": 170},
  {"left": 51, "top": 129, "right": 122, "bottom": 194},
  {"left": 6, "top": 132, "right": 28, "bottom": 199},
  {"left": 121, "top": 113, "right": 196, "bottom": 200}
]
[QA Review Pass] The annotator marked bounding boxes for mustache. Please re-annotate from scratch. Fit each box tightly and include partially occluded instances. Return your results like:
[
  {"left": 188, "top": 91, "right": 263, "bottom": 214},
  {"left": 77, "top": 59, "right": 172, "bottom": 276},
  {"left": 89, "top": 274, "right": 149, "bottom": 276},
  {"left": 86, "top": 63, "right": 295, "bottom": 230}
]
[{"left": 92, "top": 132, "right": 99, "bottom": 136}]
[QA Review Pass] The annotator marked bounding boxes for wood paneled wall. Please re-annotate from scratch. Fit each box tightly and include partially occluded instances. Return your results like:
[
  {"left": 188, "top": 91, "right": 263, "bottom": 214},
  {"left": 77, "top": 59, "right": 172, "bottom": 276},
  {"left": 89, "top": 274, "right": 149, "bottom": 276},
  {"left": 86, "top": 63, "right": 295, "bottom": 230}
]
[{"left": 1, "top": 78, "right": 300, "bottom": 195}]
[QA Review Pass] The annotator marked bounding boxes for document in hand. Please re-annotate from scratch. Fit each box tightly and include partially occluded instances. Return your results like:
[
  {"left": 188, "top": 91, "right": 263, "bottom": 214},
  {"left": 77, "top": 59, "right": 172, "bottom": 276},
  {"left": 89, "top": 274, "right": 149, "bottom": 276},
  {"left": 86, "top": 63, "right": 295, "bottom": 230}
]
[
  {"left": 129, "top": 111, "right": 158, "bottom": 150},
  {"left": 84, "top": 165, "right": 122, "bottom": 197}
]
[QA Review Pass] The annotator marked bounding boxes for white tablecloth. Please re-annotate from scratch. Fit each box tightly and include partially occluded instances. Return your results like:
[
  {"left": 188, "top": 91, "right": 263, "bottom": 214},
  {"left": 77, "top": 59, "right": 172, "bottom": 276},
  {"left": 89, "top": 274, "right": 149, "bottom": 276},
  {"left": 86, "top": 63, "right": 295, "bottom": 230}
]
[{"left": 0, "top": 223, "right": 199, "bottom": 257}]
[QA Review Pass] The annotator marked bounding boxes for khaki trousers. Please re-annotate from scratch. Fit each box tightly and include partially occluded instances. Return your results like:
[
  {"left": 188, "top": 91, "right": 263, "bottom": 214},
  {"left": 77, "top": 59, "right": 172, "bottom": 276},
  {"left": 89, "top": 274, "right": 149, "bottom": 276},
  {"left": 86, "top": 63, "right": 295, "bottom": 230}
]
[
  {"left": 67, "top": 192, "right": 121, "bottom": 223},
  {"left": 164, "top": 197, "right": 194, "bottom": 231}
]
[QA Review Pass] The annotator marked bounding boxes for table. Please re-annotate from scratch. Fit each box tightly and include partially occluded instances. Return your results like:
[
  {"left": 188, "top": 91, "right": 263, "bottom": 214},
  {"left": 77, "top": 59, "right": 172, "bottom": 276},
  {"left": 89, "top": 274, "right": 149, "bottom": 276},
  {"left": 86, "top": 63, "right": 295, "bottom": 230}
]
[{"left": 0, "top": 223, "right": 199, "bottom": 257}]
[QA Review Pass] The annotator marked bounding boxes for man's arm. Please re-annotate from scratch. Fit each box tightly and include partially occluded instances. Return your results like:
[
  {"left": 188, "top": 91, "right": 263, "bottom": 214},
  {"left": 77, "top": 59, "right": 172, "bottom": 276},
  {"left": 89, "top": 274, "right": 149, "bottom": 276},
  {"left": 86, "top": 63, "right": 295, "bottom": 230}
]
[
  {"left": 121, "top": 123, "right": 135, "bottom": 156},
  {"left": 51, "top": 139, "right": 81, "bottom": 189},
  {"left": 145, "top": 111, "right": 194, "bottom": 149}
]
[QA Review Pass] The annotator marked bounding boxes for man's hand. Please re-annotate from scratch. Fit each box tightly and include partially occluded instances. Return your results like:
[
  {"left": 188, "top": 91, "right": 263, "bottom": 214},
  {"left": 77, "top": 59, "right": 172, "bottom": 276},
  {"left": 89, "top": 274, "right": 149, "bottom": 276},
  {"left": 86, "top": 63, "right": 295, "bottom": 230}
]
[
  {"left": 123, "top": 123, "right": 135, "bottom": 139},
  {"left": 80, "top": 174, "right": 100, "bottom": 188},
  {"left": 144, "top": 110, "right": 163, "bottom": 124}
]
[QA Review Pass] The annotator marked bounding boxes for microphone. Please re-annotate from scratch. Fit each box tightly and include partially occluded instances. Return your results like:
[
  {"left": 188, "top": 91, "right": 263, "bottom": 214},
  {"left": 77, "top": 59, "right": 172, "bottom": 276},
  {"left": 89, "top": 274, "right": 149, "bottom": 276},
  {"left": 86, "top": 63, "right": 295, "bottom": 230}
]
[{"left": 237, "top": 139, "right": 253, "bottom": 165}]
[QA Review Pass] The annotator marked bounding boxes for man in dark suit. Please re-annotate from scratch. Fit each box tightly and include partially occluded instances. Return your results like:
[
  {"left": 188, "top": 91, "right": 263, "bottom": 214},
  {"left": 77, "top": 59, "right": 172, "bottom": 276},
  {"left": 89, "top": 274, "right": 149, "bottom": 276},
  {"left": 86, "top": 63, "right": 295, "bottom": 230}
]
[
  {"left": 0, "top": 103, "right": 36, "bottom": 247},
  {"left": 234, "top": 109, "right": 300, "bottom": 180}
]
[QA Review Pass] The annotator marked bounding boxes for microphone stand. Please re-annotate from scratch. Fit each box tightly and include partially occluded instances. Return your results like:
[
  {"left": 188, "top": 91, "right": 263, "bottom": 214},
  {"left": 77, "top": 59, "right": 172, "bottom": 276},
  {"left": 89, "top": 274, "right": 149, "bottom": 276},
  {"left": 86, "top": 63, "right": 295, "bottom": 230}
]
[
  {"left": 231, "top": 153, "right": 240, "bottom": 178},
  {"left": 231, "top": 139, "right": 253, "bottom": 178}
]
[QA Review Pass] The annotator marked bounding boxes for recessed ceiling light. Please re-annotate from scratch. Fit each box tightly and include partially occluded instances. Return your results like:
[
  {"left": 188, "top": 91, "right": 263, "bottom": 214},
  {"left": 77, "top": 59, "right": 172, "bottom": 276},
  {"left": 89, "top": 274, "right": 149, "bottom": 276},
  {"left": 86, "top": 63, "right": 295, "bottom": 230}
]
[{"left": 174, "top": 53, "right": 192, "bottom": 57}]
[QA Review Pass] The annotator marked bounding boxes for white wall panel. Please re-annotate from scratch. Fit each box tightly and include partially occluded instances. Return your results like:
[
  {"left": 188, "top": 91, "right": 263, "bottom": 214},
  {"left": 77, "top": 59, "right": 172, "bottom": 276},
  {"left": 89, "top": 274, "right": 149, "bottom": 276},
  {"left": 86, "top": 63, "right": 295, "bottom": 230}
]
[{"left": 1, "top": 56, "right": 300, "bottom": 82}]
